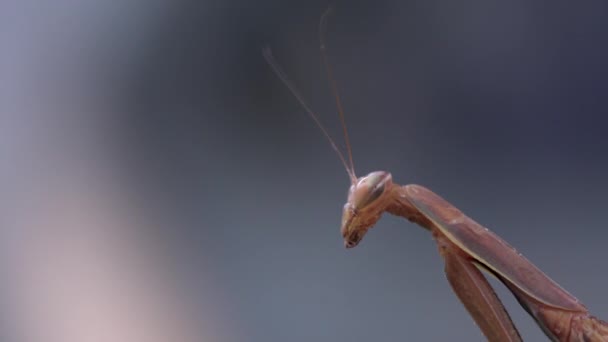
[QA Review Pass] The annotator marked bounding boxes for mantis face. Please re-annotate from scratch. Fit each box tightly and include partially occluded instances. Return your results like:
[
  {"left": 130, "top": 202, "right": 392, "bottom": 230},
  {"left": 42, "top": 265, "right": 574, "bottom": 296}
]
[{"left": 341, "top": 171, "right": 393, "bottom": 248}]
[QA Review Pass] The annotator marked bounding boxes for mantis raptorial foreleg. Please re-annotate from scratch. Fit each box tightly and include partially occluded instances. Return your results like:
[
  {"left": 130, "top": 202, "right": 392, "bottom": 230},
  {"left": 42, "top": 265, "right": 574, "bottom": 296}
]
[
  {"left": 265, "top": 9, "right": 608, "bottom": 341},
  {"left": 437, "top": 235, "right": 522, "bottom": 341}
]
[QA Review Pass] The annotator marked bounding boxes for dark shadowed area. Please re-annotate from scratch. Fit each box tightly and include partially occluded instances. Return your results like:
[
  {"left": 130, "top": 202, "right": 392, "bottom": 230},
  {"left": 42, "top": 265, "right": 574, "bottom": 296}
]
[{"left": 3, "top": 0, "right": 608, "bottom": 341}]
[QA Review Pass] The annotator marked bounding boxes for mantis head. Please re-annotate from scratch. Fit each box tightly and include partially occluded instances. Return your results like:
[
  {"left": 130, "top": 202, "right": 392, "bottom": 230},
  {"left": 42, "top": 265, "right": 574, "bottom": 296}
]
[
  {"left": 341, "top": 171, "right": 393, "bottom": 248},
  {"left": 265, "top": 17, "right": 393, "bottom": 249}
]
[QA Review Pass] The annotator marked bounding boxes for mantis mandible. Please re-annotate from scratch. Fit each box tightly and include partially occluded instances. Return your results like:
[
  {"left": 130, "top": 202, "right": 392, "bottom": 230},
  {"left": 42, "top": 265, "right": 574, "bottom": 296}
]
[{"left": 264, "top": 9, "right": 608, "bottom": 341}]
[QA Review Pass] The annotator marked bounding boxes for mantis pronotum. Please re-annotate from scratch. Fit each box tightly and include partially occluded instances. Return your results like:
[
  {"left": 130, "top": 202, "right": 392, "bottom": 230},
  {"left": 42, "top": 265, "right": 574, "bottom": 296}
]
[{"left": 264, "top": 10, "right": 608, "bottom": 341}]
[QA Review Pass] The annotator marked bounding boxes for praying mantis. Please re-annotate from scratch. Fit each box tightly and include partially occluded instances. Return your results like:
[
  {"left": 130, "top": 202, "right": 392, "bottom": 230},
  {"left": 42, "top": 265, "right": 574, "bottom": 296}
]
[{"left": 264, "top": 10, "right": 608, "bottom": 341}]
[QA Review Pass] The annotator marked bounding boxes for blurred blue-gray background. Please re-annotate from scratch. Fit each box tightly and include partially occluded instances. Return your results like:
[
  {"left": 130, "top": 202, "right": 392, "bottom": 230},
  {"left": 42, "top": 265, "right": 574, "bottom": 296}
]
[{"left": 3, "top": 1, "right": 608, "bottom": 341}]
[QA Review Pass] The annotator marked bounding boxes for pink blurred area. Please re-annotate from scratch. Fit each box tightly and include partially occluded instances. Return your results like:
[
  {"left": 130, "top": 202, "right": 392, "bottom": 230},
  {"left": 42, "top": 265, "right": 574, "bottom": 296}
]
[
  {"left": 2, "top": 2, "right": 235, "bottom": 341},
  {"left": 9, "top": 172, "right": 225, "bottom": 342}
]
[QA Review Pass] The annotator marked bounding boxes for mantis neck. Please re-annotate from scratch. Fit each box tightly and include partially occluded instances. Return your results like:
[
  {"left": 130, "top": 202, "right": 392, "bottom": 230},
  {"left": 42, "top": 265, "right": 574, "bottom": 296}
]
[{"left": 385, "top": 184, "right": 434, "bottom": 231}]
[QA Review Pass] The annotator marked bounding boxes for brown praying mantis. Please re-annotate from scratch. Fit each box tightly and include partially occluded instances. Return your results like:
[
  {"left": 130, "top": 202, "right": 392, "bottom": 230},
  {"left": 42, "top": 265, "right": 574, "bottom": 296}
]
[{"left": 264, "top": 10, "right": 608, "bottom": 341}]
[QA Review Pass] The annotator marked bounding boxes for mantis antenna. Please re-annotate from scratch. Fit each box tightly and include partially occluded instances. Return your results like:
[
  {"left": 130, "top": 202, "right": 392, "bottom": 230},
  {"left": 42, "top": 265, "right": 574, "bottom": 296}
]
[
  {"left": 263, "top": 9, "right": 358, "bottom": 185},
  {"left": 318, "top": 7, "right": 357, "bottom": 182}
]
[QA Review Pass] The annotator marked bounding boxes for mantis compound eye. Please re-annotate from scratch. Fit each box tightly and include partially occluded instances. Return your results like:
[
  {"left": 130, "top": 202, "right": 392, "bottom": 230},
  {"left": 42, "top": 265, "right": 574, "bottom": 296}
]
[{"left": 351, "top": 171, "right": 392, "bottom": 209}]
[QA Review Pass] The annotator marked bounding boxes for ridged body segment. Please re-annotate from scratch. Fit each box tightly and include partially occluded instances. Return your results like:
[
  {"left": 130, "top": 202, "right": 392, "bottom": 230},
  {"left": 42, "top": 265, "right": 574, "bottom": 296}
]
[{"left": 386, "top": 183, "right": 608, "bottom": 341}]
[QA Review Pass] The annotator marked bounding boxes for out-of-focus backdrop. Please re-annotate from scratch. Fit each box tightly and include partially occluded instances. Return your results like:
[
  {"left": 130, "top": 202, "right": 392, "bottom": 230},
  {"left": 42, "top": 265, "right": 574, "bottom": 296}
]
[{"left": 3, "top": 1, "right": 608, "bottom": 341}]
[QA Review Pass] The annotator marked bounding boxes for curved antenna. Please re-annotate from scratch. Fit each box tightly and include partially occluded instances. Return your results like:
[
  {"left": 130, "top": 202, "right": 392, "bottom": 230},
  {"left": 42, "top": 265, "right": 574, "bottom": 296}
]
[
  {"left": 319, "top": 7, "right": 357, "bottom": 182},
  {"left": 263, "top": 47, "right": 357, "bottom": 184}
]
